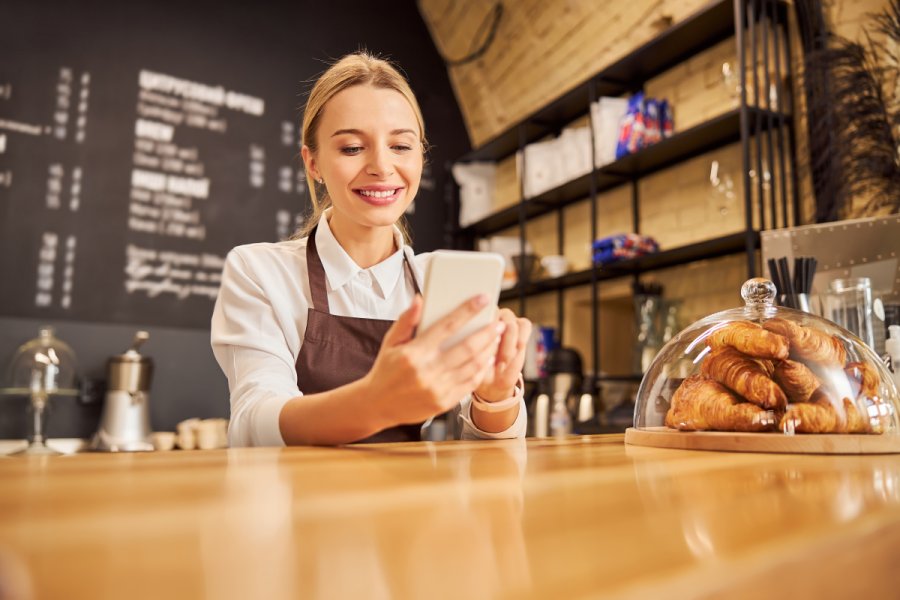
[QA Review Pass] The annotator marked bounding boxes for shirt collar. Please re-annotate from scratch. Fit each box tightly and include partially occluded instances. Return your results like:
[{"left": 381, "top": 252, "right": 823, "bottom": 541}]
[{"left": 314, "top": 209, "right": 407, "bottom": 298}]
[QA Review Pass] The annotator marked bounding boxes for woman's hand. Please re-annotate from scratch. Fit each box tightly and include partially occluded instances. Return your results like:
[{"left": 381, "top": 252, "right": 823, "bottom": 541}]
[
  {"left": 474, "top": 309, "right": 533, "bottom": 402},
  {"left": 364, "top": 294, "right": 506, "bottom": 426}
]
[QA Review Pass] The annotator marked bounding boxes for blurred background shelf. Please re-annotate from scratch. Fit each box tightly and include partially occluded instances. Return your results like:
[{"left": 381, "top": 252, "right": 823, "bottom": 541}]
[
  {"left": 458, "top": 109, "right": 789, "bottom": 237},
  {"left": 499, "top": 231, "right": 759, "bottom": 301}
]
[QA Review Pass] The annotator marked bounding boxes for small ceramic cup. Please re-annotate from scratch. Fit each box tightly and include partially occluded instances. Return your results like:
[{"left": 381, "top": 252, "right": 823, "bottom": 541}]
[
  {"left": 541, "top": 255, "right": 569, "bottom": 278},
  {"left": 151, "top": 431, "right": 176, "bottom": 451}
]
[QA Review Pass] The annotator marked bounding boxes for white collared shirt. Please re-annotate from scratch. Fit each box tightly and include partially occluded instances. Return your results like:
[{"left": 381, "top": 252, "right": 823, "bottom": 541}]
[{"left": 211, "top": 212, "right": 526, "bottom": 447}]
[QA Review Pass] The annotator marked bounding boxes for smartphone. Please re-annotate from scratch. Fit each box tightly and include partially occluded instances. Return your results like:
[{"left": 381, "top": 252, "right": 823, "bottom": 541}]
[{"left": 418, "top": 250, "right": 505, "bottom": 350}]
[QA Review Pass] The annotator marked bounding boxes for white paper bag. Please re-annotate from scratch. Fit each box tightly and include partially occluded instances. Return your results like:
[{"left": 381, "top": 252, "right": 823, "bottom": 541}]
[
  {"left": 558, "top": 127, "right": 593, "bottom": 182},
  {"left": 451, "top": 161, "right": 496, "bottom": 227},
  {"left": 523, "top": 137, "right": 563, "bottom": 199},
  {"left": 591, "top": 97, "right": 629, "bottom": 167}
]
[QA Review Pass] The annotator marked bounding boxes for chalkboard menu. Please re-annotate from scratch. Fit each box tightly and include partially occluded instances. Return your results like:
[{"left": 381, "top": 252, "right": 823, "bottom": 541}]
[{"left": 0, "top": 1, "right": 466, "bottom": 329}]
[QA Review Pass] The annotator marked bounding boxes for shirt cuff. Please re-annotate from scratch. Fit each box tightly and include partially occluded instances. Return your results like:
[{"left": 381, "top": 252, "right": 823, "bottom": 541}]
[
  {"left": 458, "top": 395, "right": 527, "bottom": 440},
  {"left": 250, "top": 394, "right": 292, "bottom": 447}
]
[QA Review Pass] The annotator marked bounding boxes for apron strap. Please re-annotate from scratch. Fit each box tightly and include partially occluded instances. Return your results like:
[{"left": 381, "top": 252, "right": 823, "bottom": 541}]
[
  {"left": 306, "top": 225, "right": 330, "bottom": 312},
  {"left": 306, "top": 222, "right": 422, "bottom": 313},
  {"left": 403, "top": 246, "right": 422, "bottom": 296}
]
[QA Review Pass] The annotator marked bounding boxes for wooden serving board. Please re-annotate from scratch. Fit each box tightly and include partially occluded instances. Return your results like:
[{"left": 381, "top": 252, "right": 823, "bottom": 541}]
[{"left": 625, "top": 426, "right": 900, "bottom": 454}]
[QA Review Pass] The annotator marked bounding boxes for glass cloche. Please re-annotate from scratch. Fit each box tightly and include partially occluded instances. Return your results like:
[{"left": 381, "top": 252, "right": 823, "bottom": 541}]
[
  {"left": 2, "top": 326, "right": 79, "bottom": 455},
  {"left": 634, "top": 279, "right": 899, "bottom": 436}
]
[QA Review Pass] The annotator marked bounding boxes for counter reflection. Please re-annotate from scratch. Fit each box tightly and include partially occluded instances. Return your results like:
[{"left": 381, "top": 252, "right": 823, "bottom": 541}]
[
  {"left": 627, "top": 447, "right": 900, "bottom": 561},
  {"left": 199, "top": 440, "right": 531, "bottom": 599}
]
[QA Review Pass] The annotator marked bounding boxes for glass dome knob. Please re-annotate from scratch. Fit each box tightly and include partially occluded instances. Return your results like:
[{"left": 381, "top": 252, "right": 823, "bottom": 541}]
[{"left": 740, "top": 278, "right": 777, "bottom": 308}]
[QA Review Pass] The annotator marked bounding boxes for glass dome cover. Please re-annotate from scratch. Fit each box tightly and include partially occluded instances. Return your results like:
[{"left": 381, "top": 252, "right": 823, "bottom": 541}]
[
  {"left": 635, "top": 278, "right": 899, "bottom": 436},
  {"left": 4, "top": 326, "right": 78, "bottom": 397},
  {"left": 2, "top": 326, "right": 79, "bottom": 456}
]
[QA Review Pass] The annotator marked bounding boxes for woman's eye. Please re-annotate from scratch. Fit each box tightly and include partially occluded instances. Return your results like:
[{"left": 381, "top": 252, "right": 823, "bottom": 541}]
[
  {"left": 392, "top": 145, "right": 413, "bottom": 152},
  {"left": 341, "top": 146, "right": 363, "bottom": 155}
]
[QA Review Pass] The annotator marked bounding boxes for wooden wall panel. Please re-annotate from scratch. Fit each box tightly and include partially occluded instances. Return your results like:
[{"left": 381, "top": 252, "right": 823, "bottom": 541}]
[
  {"left": 419, "top": 0, "right": 710, "bottom": 147},
  {"left": 420, "top": 0, "right": 883, "bottom": 147}
]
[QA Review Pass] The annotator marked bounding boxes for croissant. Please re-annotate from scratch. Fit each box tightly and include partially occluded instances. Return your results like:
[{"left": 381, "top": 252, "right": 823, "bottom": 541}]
[
  {"left": 845, "top": 361, "right": 880, "bottom": 399},
  {"left": 780, "top": 391, "right": 869, "bottom": 434},
  {"left": 666, "top": 375, "right": 777, "bottom": 432},
  {"left": 758, "top": 359, "right": 775, "bottom": 377},
  {"left": 763, "top": 318, "right": 846, "bottom": 366},
  {"left": 845, "top": 361, "right": 892, "bottom": 433},
  {"left": 773, "top": 360, "right": 821, "bottom": 403},
  {"left": 707, "top": 321, "right": 789, "bottom": 360},
  {"left": 701, "top": 346, "right": 788, "bottom": 410}
]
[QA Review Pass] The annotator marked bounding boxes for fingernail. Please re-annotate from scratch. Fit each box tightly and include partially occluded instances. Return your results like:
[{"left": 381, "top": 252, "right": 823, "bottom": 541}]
[
  {"left": 495, "top": 322, "right": 507, "bottom": 334},
  {"left": 473, "top": 293, "right": 489, "bottom": 307}
]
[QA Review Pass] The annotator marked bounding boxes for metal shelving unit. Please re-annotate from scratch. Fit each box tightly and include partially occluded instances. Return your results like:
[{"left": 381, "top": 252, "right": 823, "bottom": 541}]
[
  {"left": 498, "top": 231, "right": 760, "bottom": 301},
  {"left": 458, "top": 109, "right": 789, "bottom": 238},
  {"left": 448, "top": 0, "right": 798, "bottom": 381}
]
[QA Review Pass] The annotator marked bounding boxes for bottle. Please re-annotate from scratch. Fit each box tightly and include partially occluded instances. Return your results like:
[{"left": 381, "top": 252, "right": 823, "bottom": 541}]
[
  {"left": 550, "top": 391, "right": 572, "bottom": 438},
  {"left": 886, "top": 325, "right": 900, "bottom": 390},
  {"left": 534, "top": 393, "right": 550, "bottom": 437},
  {"left": 576, "top": 391, "right": 594, "bottom": 423}
]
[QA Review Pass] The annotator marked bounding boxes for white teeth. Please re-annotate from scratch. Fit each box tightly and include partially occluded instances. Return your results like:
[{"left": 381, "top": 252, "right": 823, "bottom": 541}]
[{"left": 359, "top": 189, "right": 396, "bottom": 198}]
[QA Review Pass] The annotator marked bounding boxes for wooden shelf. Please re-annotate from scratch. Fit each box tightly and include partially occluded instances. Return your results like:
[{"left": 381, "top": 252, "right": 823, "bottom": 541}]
[
  {"left": 459, "top": 109, "right": 789, "bottom": 237},
  {"left": 596, "top": 374, "right": 644, "bottom": 383},
  {"left": 499, "top": 231, "right": 759, "bottom": 301},
  {"left": 456, "top": 0, "right": 789, "bottom": 164},
  {"left": 524, "top": 374, "right": 643, "bottom": 387}
]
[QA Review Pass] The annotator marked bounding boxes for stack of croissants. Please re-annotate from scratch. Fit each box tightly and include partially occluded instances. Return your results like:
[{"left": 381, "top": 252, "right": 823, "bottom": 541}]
[{"left": 665, "top": 317, "right": 892, "bottom": 434}]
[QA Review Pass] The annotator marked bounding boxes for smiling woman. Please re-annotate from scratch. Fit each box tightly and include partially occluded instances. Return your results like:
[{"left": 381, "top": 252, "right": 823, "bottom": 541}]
[
  {"left": 295, "top": 53, "right": 429, "bottom": 250},
  {"left": 301, "top": 84, "right": 423, "bottom": 258},
  {"left": 210, "top": 52, "right": 532, "bottom": 447}
]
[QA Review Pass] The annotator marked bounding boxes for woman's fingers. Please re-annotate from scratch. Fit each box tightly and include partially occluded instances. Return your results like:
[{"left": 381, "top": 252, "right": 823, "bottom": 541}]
[
  {"left": 440, "top": 320, "right": 505, "bottom": 370},
  {"left": 415, "top": 294, "right": 491, "bottom": 349},
  {"left": 433, "top": 338, "right": 499, "bottom": 407},
  {"left": 512, "top": 318, "right": 532, "bottom": 361},
  {"left": 501, "top": 318, "right": 532, "bottom": 378},
  {"left": 472, "top": 316, "right": 533, "bottom": 402},
  {"left": 494, "top": 309, "right": 520, "bottom": 371},
  {"left": 374, "top": 301, "right": 533, "bottom": 422}
]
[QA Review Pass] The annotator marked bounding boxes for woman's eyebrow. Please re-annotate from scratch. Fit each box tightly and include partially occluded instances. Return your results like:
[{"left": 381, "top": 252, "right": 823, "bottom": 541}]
[
  {"left": 330, "top": 128, "right": 417, "bottom": 137},
  {"left": 331, "top": 128, "right": 363, "bottom": 137}
]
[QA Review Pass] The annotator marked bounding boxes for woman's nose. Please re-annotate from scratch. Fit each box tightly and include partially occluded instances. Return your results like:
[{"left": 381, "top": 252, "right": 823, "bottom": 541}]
[{"left": 366, "top": 146, "right": 394, "bottom": 177}]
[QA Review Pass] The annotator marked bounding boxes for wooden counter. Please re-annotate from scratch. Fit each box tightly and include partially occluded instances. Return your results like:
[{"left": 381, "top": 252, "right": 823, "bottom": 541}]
[{"left": 2, "top": 435, "right": 900, "bottom": 599}]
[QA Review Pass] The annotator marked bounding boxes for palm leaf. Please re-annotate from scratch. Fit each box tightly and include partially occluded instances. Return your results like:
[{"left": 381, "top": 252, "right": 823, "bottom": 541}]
[{"left": 795, "top": 0, "right": 900, "bottom": 221}]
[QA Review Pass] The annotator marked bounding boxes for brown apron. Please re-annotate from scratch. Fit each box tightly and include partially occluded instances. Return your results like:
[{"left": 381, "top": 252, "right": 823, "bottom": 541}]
[{"left": 295, "top": 225, "right": 423, "bottom": 443}]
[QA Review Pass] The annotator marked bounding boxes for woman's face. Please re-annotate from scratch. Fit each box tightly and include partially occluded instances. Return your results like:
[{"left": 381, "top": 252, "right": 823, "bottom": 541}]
[{"left": 304, "top": 84, "right": 423, "bottom": 233}]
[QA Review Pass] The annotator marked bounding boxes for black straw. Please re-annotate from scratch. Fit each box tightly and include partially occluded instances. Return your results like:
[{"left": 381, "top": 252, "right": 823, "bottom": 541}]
[
  {"left": 808, "top": 257, "right": 817, "bottom": 292},
  {"left": 779, "top": 257, "right": 795, "bottom": 307},
  {"left": 768, "top": 258, "right": 782, "bottom": 296}
]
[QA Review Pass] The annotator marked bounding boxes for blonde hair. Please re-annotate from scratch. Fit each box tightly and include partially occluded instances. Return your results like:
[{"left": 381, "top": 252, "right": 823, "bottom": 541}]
[{"left": 293, "top": 51, "right": 428, "bottom": 241}]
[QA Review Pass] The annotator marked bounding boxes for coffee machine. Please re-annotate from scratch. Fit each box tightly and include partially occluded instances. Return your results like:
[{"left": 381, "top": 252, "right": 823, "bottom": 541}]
[
  {"left": 533, "top": 347, "right": 584, "bottom": 437},
  {"left": 90, "top": 331, "right": 154, "bottom": 452}
]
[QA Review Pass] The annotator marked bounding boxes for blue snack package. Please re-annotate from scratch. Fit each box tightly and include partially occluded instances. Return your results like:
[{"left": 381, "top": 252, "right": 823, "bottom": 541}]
[
  {"left": 660, "top": 99, "right": 674, "bottom": 138},
  {"left": 643, "top": 98, "right": 661, "bottom": 146},
  {"left": 615, "top": 93, "right": 645, "bottom": 159}
]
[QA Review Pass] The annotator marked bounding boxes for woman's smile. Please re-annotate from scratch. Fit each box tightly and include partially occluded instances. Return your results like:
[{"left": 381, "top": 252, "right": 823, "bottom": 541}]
[{"left": 354, "top": 185, "right": 405, "bottom": 206}]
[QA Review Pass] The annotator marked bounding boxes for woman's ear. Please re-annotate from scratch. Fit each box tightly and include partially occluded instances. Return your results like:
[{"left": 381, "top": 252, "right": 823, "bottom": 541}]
[{"left": 301, "top": 145, "right": 319, "bottom": 181}]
